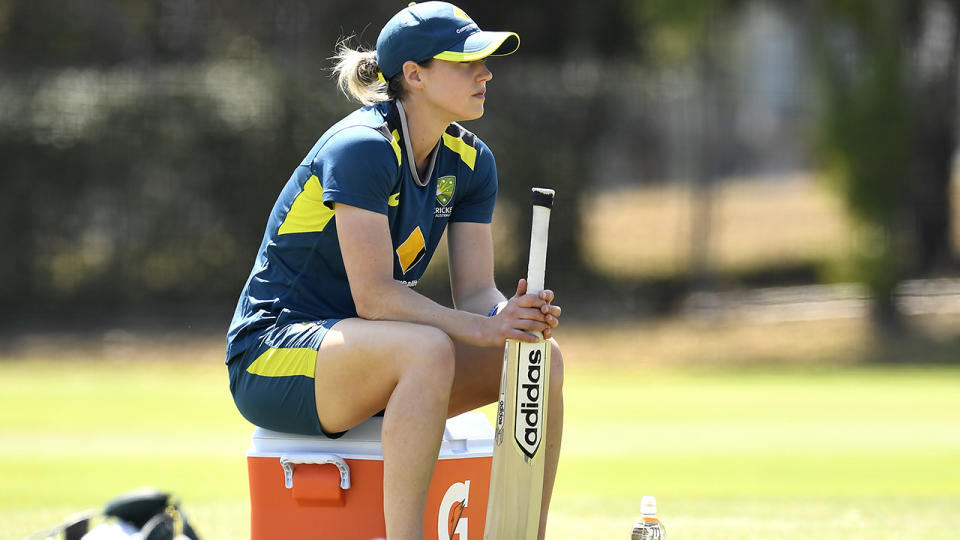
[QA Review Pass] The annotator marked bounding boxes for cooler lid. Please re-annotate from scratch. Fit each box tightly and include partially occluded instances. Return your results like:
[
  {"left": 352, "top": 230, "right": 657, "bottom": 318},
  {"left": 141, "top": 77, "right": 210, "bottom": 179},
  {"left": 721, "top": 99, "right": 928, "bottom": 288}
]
[{"left": 247, "top": 411, "right": 493, "bottom": 459}]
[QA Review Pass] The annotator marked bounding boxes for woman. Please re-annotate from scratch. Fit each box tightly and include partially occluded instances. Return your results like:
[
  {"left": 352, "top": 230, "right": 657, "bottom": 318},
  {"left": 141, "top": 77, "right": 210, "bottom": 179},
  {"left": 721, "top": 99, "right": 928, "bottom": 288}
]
[{"left": 226, "top": 2, "right": 564, "bottom": 538}]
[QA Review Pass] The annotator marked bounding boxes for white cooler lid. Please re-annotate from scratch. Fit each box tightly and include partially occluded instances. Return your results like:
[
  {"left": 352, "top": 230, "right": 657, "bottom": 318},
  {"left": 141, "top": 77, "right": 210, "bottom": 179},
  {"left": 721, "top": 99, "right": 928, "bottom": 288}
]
[{"left": 247, "top": 410, "right": 493, "bottom": 459}]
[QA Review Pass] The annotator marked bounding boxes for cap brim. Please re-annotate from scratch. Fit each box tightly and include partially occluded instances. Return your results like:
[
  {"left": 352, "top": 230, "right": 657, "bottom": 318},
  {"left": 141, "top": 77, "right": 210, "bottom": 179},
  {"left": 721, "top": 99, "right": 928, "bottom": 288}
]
[{"left": 433, "top": 31, "right": 520, "bottom": 62}]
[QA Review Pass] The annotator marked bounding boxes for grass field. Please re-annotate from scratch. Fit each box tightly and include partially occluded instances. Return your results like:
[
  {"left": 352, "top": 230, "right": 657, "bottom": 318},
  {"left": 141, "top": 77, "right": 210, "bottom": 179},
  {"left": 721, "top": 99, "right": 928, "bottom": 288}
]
[{"left": 2, "top": 316, "right": 959, "bottom": 539}]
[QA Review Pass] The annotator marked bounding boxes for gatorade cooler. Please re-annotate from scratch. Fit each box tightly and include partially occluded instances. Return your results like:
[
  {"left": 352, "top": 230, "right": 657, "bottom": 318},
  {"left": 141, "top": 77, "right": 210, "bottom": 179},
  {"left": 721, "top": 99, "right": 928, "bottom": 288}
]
[{"left": 247, "top": 411, "right": 493, "bottom": 540}]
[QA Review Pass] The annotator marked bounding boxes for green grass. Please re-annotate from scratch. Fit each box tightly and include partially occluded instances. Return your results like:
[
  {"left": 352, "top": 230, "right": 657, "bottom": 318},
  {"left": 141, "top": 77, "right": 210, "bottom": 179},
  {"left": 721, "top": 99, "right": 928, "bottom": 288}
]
[
  {"left": 548, "top": 367, "right": 960, "bottom": 539},
  {"left": 0, "top": 359, "right": 251, "bottom": 538},
  {"left": 2, "top": 334, "right": 960, "bottom": 539}
]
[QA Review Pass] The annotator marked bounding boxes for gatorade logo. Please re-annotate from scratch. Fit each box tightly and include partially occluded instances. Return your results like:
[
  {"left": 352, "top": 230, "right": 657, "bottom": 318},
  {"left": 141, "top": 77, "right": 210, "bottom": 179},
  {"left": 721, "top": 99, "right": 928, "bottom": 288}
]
[
  {"left": 438, "top": 480, "right": 470, "bottom": 539},
  {"left": 514, "top": 342, "right": 545, "bottom": 459}
]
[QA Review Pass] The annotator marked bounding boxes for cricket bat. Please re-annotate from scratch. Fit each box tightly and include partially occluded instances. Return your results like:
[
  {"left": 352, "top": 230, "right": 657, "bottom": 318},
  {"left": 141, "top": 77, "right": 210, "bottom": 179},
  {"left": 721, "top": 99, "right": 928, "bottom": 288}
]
[{"left": 484, "top": 187, "right": 555, "bottom": 540}]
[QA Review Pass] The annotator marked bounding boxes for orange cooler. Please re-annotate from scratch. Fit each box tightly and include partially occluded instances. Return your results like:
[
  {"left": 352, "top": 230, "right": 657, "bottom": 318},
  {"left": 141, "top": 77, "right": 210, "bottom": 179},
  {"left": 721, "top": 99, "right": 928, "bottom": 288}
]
[{"left": 247, "top": 411, "right": 493, "bottom": 540}]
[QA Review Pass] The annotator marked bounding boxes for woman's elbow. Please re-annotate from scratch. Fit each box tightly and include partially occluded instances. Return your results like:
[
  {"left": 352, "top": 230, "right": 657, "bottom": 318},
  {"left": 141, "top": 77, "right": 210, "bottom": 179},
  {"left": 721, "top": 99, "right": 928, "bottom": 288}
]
[{"left": 352, "top": 286, "right": 389, "bottom": 320}]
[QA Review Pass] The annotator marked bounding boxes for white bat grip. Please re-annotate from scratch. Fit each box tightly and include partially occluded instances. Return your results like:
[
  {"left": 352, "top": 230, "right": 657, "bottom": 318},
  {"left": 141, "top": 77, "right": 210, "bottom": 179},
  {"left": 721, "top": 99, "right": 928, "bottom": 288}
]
[{"left": 526, "top": 188, "right": 554, "bottom": 294}]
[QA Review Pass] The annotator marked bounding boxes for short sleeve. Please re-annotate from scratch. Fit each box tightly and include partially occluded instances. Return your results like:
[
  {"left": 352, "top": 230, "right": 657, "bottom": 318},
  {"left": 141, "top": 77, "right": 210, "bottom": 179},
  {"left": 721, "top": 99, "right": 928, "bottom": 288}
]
[
  {"left": 449, "top": 140, "right": 498, "bottom": 223},
  {"left": 313, "top": 126, "right": 398, "bottom": 215}
]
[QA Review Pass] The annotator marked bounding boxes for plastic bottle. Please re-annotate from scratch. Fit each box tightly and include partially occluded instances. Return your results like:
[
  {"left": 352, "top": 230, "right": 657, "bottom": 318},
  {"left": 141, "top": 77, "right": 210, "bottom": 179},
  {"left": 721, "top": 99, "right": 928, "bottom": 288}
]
[{"left": 631, "top": 495, "right": 665, "bottom": 540}]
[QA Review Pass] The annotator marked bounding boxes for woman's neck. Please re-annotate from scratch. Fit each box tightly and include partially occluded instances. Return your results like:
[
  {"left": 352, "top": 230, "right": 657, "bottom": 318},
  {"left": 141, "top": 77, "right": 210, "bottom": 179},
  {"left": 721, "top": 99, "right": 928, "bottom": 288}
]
[{"left": 398, "top": 98, "right": 450, "bottom": 175}]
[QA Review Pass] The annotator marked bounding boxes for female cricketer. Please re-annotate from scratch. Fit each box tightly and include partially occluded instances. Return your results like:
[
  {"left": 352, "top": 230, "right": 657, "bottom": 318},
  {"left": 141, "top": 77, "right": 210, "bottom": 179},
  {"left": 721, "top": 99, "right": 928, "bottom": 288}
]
[{"left": 225, "top": 2, "right": 564, "bottom": 538}]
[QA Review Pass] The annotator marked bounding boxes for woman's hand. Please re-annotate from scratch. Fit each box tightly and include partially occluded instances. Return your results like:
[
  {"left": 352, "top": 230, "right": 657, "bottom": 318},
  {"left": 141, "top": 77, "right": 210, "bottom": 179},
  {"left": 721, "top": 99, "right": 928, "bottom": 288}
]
[{"left": 487, "top": 278, "right": 562, "bottom": 344}]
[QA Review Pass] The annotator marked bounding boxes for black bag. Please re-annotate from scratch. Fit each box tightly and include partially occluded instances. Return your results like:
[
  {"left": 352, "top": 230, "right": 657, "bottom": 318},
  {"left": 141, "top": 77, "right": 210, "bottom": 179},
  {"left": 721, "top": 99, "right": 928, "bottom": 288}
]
[
  {"left": 102, "top": 488, "right": 200, "bottom": 540},
  {"left": 28, "top": 488, "right": 201, "bottom": 540}
]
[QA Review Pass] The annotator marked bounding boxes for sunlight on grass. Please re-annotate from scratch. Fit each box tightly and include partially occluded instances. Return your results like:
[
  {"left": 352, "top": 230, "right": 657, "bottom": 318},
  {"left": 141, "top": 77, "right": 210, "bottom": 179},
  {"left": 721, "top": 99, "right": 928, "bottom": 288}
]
[{"left": 2, "top": 318, "right": 959, "bottom": 539}]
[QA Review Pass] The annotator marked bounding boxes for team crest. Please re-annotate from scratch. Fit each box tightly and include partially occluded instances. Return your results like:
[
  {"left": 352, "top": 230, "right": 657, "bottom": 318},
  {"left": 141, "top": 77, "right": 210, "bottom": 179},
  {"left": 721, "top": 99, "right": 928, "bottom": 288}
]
[{"left": 437, "top": 176, "right": 456, "bottom": 206}]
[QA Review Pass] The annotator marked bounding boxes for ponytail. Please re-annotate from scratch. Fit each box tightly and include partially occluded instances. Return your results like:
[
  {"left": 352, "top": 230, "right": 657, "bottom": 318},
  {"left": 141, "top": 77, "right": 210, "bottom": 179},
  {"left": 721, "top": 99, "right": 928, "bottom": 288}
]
[{"left": 333, "top": 42, "right": 393, "bottom": 105}]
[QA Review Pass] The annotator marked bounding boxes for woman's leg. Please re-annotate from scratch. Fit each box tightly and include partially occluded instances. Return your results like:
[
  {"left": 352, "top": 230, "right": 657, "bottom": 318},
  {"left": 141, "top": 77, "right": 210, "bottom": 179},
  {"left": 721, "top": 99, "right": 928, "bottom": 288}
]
[
  {"left": 447, "top": 340, "right": 565, "bottom": 540},
  {"left": 313, "top": 319, "right": 456, "bottom": 540}
]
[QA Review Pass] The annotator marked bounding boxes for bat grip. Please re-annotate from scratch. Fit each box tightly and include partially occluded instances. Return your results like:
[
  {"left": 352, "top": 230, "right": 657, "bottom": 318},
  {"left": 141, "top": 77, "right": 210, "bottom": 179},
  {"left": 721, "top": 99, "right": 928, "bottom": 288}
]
[{"left": 526, "top": 188, "right": 554, "bottom": 295}]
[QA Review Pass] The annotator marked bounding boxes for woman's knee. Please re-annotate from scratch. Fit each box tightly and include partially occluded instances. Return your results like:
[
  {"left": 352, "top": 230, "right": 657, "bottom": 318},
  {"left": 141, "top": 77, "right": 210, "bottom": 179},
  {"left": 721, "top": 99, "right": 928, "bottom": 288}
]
[{"left": 402, "top": 325, "right": 456, "bottom": 387}]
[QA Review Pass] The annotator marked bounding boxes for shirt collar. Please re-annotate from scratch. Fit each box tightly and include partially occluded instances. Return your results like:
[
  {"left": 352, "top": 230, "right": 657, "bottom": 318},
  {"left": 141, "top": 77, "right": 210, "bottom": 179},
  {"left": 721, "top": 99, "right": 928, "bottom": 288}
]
[{"left": 395, "top": 100, "right": 440, "bottom": 187}]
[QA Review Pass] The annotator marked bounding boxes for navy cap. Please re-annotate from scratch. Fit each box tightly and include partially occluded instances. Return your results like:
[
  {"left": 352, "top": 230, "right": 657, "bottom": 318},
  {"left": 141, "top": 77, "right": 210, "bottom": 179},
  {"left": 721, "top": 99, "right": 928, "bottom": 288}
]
[{"left": 376, "top": 2, "right": 520, "bottom": 79}]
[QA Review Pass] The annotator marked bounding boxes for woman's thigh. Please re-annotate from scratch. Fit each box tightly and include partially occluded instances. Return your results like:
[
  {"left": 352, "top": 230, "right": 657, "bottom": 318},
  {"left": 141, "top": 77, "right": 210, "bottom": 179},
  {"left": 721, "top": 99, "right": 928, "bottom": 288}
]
[
  {"left": 313, "top": 318, "right": 456, "bottom": 433},
  {"left": 229, "top": 318, "right": 342, "bottom": 436}
]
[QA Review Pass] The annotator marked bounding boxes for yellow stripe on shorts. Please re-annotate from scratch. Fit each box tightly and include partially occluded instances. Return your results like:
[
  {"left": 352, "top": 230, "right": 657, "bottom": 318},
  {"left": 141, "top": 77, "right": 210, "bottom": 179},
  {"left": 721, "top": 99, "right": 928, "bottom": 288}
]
[{"left": 246, "top": 347, "right": 317, "bottom": 378}]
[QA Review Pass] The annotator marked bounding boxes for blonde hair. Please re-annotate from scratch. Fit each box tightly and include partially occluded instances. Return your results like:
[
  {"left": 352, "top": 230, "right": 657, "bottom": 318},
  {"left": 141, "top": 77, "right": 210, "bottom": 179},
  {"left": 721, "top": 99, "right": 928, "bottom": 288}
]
[{"left": 332, "top": 42, "right": 391, "bottom": 106}]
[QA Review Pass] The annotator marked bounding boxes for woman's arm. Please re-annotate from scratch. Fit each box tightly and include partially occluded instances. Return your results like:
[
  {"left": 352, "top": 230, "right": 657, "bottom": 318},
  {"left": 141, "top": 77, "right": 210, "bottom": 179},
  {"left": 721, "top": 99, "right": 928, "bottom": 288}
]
[
  {"left": 447, "top": 221, "right": 505, "bottom": 315},
  {"left": 335, "top": 203, "right": 550, "bottom": 346},
  {"left": 447, "top": 221, "right": 561, "bottom": 339}
]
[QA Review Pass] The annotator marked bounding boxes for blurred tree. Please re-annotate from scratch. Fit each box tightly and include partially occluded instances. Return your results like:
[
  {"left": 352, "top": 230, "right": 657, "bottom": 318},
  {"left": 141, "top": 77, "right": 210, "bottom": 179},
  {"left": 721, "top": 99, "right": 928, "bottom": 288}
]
[
  {"left": 634, "top": 0, "right": 958, "bottom": 333},
  {"left": 811, "top": 0, "right": 960, "bottom": 332},
  {"left": 1, "top": 0, "right": 651, "bottom": 313},
  {"left": 904, "top": 1, "right": 960, "bottom": 277},
  {"left": 466, "top": 1, "right": 653, "bottom": 301},
  {"left": 477, "top": 69, "right": 611, "bottom": 298},
  {"left": 633, "top": 0, "right": 749, "bottom": 290},
  {"left": 3, "top": 0, "right": 955, "bottom": 323}
]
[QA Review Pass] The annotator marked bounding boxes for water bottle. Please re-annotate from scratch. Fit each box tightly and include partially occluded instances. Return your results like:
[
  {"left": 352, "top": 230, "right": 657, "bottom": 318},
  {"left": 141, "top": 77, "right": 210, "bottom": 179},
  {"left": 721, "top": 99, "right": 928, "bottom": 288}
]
[{"left": 631, "top": 495, "right": 665, "bottom": 540}]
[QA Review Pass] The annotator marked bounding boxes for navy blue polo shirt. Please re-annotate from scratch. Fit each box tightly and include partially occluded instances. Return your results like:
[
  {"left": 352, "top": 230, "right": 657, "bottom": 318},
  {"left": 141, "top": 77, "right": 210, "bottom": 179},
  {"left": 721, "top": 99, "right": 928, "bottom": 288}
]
[{"left": 226, "top": 99, "right": 498, "bottom": 363}]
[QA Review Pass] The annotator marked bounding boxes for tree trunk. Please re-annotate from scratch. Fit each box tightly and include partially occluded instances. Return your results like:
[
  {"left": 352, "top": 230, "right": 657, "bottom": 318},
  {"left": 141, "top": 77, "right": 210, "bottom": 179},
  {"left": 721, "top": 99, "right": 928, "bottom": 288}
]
[{"left": 908, "top": 1, "right": 960, "bottom": 276}]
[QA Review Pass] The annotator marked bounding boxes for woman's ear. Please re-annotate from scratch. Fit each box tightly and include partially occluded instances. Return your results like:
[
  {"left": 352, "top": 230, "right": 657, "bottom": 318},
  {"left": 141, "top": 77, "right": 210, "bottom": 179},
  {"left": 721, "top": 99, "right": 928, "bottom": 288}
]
[{"left": 402, "top": 60, "right": 424, "bottom": 89}]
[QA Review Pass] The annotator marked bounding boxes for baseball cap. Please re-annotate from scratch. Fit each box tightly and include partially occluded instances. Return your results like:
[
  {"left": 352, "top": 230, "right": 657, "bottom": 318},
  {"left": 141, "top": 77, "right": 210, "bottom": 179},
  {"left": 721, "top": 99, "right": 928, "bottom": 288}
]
[{"left": 376, "top": 1, "right": 520, "bottom": 79}]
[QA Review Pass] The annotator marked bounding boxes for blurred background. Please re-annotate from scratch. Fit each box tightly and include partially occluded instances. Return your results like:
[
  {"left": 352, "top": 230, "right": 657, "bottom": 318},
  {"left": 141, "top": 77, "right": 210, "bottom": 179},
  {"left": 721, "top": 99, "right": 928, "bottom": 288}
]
[
  {"left": 2, "top": 1, "right": 960, "bottom": 539},
  {"left": 1, "top": 0, "right": 959, "bottom": 330}
]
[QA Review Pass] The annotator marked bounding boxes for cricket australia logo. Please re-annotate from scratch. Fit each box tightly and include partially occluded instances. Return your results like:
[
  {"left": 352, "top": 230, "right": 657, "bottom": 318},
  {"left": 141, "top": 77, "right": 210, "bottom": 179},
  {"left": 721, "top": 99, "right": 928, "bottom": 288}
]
[
  {"left": 437, "top": 175, "right": 456, "bottom": 206},
  {"left": 514, "top": 342, "right": 545, "bottom": 459}
]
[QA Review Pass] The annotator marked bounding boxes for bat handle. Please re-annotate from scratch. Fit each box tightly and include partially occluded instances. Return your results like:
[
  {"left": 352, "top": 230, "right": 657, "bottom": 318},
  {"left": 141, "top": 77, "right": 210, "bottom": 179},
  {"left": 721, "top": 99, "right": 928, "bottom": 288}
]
[{"left": 526, "top": 188, "right": 554, "bottom": 295}]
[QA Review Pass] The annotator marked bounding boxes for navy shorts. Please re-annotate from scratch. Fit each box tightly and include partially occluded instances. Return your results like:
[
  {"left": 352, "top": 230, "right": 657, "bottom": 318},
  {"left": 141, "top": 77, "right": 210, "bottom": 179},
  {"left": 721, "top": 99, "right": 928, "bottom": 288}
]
[{"left": 228, "top": 319, "right": 344, "bottom": 437}]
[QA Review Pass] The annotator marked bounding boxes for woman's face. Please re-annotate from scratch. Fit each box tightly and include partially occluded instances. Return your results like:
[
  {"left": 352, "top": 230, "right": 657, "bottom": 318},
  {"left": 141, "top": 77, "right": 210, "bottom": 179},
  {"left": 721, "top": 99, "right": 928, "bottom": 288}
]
[{"left": 417, "top": 59, "right": 493, "bottom": 122}]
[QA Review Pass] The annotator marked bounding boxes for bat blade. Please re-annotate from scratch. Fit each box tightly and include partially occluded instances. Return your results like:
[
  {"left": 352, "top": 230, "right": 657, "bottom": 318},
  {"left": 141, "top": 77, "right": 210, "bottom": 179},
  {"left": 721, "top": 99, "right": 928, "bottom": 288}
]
[{"left": 484, "top": 337, "right": 550, "bottom": 539}]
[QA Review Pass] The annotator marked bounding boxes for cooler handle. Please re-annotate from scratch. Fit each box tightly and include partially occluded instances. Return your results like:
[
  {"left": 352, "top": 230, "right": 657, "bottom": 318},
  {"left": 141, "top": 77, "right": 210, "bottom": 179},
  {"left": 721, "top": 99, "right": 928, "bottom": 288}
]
[{"left": 280, "top": 453, "right": 351, "bottom": 490}]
